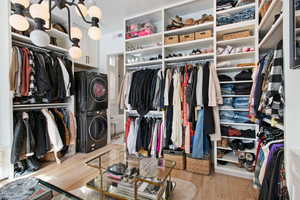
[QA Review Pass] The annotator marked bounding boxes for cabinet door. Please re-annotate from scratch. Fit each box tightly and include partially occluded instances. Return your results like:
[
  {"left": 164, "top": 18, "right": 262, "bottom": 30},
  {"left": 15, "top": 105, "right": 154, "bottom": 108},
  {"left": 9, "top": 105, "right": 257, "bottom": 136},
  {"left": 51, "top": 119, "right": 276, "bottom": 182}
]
[{"left": 85, "top": 34, "right": 98, "bottom": 67}]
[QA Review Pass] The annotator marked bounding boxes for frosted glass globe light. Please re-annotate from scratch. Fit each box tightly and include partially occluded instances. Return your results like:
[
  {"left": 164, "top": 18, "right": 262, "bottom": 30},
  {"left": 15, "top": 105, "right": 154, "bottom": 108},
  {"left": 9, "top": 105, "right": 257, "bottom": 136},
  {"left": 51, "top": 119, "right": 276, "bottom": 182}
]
[
  {"left": 29, "top": 3, "right": 50, "bottom": 21},
  {"left": 69, "top": 46, "right": 82, "bottom": 59},
  {"left": 71, "top": 27, "right": 82, "bottom": 40},
  {"left": 30, "top": 30, "right": 50, "bottom": 47},
  {"left": 11, "top": 0, "right": 30, "bottom": 8},
  {"left": 41, "top": 1, "right": 50, "bottom": 11},
  {"left": 88, "top": 26, "right": 101, "bottom": 40},
  {"left": 76, "top": 3, "right": 88, "bottom": 17},
  {"left": 9, "top": 14, "right": 29, "bottom": 31},
  {"left": 88, "top": 6, "right": 102, "bottom": 19}
]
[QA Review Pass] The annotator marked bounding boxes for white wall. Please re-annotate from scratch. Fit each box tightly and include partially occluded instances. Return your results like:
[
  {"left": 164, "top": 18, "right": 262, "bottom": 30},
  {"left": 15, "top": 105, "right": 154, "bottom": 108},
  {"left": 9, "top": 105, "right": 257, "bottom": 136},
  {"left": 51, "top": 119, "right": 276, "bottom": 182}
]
[
  {"left": 0, "top": 1, "right": 13, "bottom": 179},
  {"left": 98, "top": 31, "right": 124, "bottom": 73},
  {"left": 283, "top": 1, "right": 300, "bottom": 198}
]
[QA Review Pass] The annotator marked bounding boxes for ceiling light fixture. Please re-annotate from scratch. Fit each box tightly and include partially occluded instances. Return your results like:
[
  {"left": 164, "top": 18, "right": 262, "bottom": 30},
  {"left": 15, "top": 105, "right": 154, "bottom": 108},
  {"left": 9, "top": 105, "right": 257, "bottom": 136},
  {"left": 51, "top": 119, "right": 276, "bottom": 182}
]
[{"left": 9, "top": 0, "right": 103, "bottom": 59}]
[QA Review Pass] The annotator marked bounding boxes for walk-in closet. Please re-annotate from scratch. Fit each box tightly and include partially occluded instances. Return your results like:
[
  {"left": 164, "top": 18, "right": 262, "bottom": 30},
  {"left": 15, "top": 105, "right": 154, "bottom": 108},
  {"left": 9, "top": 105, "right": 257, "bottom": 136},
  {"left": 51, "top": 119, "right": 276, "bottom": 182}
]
[{"left": 0, "top": 0, "right": 300, "bottom": 199}]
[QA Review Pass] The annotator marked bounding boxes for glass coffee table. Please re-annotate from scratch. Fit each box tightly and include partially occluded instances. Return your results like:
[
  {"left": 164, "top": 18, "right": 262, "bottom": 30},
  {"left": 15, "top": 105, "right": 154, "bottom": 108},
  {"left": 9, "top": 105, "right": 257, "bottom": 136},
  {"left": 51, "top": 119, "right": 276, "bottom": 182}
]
[
  {"left": 85, "top": 149, "right": 176, "bottom": 200},
  {"left": 0, "top": 177, "right": 82, "bottom": 200}
]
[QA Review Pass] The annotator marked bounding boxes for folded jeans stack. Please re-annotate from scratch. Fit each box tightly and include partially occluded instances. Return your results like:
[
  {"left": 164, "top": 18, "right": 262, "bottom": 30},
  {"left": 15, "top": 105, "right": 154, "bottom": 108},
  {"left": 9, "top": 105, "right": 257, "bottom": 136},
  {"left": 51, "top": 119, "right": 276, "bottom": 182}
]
[
  {"left": 221, "top": 97, "right": 234, "bottom": 109},
  {"left": 217, "top": 7, "right": 255, "bottom": 26},
  {"left": 233, "top": 97, "right": 249, "bottom": 109},
  {"left": 221, "top": 84, "right": 235, "bottom": 95},
  {"left": 220, "top": 111, "right": 250, "bottom": 123}
]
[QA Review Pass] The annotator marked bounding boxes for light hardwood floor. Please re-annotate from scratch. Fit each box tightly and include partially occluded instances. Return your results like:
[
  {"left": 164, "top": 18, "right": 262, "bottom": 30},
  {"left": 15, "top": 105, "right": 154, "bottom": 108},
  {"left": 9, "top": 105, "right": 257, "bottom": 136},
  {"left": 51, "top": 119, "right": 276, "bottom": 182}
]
[{"left": 1, "top": 144, "right": 258, "bottom": 200}]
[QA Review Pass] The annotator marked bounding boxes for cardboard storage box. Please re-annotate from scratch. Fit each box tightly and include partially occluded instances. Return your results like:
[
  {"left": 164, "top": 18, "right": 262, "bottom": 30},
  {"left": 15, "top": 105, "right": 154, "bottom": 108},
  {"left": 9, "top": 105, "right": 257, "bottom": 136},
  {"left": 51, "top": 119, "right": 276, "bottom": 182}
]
[
  {"left": 195, "top": 30, "right": 212, "bottom": 40},
  {"left": 163, "top": 149, "right": 186, "bottom": 170},
  {"left": 180, "top": 33, "right": 195, "bottom": 42},
  {"left": 165, "top": 35, "right": 179, "bottom": 45}
]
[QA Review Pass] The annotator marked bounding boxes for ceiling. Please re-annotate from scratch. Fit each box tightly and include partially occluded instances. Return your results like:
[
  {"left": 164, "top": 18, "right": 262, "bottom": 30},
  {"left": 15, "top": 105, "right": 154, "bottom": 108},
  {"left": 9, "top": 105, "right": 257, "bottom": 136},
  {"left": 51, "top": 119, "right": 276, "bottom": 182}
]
[{"left": 94, "top": 0, "right": 186, "bottom": 33}]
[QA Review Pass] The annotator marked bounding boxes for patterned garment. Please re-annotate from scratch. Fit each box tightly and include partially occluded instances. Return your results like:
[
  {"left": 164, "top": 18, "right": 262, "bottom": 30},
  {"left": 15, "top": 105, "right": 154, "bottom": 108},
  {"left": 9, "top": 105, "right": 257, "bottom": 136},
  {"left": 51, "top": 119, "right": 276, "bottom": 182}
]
[
  {"left": 278, "top": 161, "right": 290, "bottom": 200},
  {"left": 28, "top": 51, "right": 37, "bottom": 97},
  {"left": 264, "top": 41, "right": 284, "bottom": 121}
]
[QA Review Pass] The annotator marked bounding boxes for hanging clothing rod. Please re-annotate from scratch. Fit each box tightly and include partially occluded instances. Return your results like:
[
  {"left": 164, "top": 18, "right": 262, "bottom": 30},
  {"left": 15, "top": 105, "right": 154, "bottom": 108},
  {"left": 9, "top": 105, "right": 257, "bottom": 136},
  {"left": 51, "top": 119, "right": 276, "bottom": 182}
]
[
  {"left": 13, "top": 103, "right": 70, "bottom": 111},
  {"left": 126, "top": 110, "right": 163, "bottom": 118},
  {"left": 12, "top": 40, "right": 66, "bottom": 56},
  {"left": 127, "top": 64, "right": 162, "bottom": 71},
  {"left": 128, "top": 113, "right": 163, "bottom": 118},
  {"left": 166, "top": 59, "right": 214, "bottom": 67}
]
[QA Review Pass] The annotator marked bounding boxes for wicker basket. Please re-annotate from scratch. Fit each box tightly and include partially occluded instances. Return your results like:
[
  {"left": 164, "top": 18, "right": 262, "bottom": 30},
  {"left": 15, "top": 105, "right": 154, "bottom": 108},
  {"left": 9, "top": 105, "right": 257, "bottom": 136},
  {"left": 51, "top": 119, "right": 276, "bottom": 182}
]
[
  {"left": 165, "top": 35, "right": 179, "bottom": 45},
  {"left": 186, "top": 154, "right": 211, "bottom": 175},
  {"left": 223, "top": 30, "right": 251, "bottom": 41},
  {"left": 180, "top": 33, "right": 195, "bottom": 42},
  {"left": 163, "top": 149, "right": 186, "bottom": 170},
  {"left": 195, "top": 30, "right": 212, "bottom": 40}
]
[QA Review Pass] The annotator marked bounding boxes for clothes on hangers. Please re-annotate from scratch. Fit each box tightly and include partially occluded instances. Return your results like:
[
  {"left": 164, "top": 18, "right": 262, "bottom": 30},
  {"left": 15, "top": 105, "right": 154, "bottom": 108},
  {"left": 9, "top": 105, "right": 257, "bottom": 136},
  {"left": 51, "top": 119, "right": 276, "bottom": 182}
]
[
  {"left": 253, "top": 121, "right": 284, "bottom": 189},
  {"left": 258, "top": 147, "right": 289, "bottom": 200},
  {"left": 10, "top": 46, "right": 74, "bottom": 104},
  {"left": 125, "top": 117, "right": 164, "bottom": 157},
  {"left": 11, "top": 108, "right": 77, "bottom": 172},
  {"left": 249, "top": 41, "right": 284, "bottom": 123},
  {"left": 119, "top": 69, "right": 164, "bottom": 116},
  {"left": 164, "top": 62, "right": 222, "bottom": 156}
]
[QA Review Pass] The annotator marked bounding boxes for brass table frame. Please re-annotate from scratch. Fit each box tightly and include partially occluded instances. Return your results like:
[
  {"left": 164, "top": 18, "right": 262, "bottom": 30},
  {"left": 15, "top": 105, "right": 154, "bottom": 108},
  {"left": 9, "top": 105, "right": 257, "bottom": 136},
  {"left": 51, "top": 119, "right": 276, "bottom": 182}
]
[{"left": 85, "top": 150, "right": 176, "bottom": 200}]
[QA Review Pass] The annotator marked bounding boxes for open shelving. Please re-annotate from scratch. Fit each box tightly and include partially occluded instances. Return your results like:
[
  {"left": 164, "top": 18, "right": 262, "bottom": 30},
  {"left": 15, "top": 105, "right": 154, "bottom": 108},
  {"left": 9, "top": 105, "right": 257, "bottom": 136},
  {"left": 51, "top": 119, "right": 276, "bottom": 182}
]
[
  {"left": 216, "top": 20, "right": 256, "bottom": 33},
  {"left": 213, "top": 0, "right": 259, "bottom": 180},
  {"left": 259, "top": 0, "right": 283, "bottom": 32},
  {"left": 12, "top": 32, "right": 69, "bottom": 54},
  {"left": 217, "top": 51, "right": 256, "bottom": 61},
  {"left": 126, "top": 60, "right": 162, "bottom": 67},
  {"left": 217, "top": 146, "right": 256, "bottom": 154},
  {"left": 165, "top": 53, "right": 214, "bottom": 63},
  {"left": 219, "top": 80, "right": 253, "bottom": 84},
  {"left": 217, "top": 36, "right": 256, "bottom": 46},
  {"left": 221, "top": 136, "right": 256, "bottom": 141},
  {"left": 125, "top": 46, "right": 162, "bottom": 55},
  {"left": 217, "top": 152, "right": 239, "bottom": 163},
  {"left": 217, "top": 3, "right": 256, "bottom": 15},
  {"left": 259, "top": 14, "right": 283, "bottom": 49},
  {"left": 123, "top": 0, "right": 259, "bottom": 180},
  {"left": 164, "top": 22, "right": 214, "bottom": 35},
  {"left": 216, "top": 66, "right": 256, "bottom": 71},
  {"left": 164, "top": 37, "right": 214, "bottom": 50}
]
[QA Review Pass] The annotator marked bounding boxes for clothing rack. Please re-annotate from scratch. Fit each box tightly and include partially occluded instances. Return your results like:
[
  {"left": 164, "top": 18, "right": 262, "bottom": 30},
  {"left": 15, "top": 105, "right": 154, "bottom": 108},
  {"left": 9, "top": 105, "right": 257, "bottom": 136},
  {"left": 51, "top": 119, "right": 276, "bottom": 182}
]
[
  {"left": 12, "top": 40, "right": 66, "bottom": 56},
  {"left": 126, "top": 110, "right": 163, "bottom": 118},
  {"left": 13, "top": 103, "right": 70, "bottom": 111},
  {"left": 127, "top": 64, "right": 162, "bottom": 71},
  {"left": 166, "top": 59, "right": 214, "bottom": 67}
]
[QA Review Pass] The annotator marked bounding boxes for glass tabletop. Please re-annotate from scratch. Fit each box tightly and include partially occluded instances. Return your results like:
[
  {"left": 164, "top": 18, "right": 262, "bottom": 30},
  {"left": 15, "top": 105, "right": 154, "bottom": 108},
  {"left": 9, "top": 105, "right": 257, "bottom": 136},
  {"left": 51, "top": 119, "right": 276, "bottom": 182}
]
[
  {"left": 85, "top": 149, "right": 176, "bottom": 200},
  {"left": 0, "top": 177, "right": 82, "bottom": 200}
]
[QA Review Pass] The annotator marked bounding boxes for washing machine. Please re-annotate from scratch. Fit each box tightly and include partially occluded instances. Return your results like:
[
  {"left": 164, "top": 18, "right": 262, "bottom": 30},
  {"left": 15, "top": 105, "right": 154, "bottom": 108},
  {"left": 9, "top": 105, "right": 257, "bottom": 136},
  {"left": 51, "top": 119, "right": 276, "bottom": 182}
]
[
  {"left": 76, "top": 110, "right": 108, "bottom": 153},
  {"left": 75, "top": 71, "right": 108, "bottom": 112}
]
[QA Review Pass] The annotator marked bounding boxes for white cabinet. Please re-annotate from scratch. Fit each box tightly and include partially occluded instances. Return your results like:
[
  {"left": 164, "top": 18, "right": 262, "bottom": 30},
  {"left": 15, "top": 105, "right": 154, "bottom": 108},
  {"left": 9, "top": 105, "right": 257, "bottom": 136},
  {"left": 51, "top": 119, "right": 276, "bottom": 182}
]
[{"left": 74, "top": 23, "right": 98, "bottom": 68}]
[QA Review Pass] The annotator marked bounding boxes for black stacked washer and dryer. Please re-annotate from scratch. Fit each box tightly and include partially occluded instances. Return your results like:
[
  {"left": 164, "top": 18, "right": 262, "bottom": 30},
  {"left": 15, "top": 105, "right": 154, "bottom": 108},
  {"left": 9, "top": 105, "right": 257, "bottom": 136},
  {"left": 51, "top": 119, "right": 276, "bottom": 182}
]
[{"left": 75, "top": 72, "right": 108, "bottom": 153}]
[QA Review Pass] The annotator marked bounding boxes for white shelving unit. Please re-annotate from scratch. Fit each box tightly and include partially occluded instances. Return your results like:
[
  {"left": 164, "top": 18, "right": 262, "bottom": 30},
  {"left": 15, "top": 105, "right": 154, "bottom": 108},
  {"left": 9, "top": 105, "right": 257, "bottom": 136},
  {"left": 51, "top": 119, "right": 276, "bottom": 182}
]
[
  {"left": 214, "top": 0, "right": 259, "bottom": 179},
  {"left": 9, "top": 23, "right": 77, "bottom": 178},
  {"left": 123, "top": 0, "right": 260, "bottom": 180},
  {"left": 217, "top": 36, "right": 256, "bottom": 46}
]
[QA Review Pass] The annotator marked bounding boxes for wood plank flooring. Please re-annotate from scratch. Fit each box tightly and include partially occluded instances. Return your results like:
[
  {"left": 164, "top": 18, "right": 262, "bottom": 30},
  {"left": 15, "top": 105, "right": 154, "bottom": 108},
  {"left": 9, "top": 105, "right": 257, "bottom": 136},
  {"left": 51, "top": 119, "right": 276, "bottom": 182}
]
[{"left": 1, "top": 144, "right": 258, "bottom": 200}]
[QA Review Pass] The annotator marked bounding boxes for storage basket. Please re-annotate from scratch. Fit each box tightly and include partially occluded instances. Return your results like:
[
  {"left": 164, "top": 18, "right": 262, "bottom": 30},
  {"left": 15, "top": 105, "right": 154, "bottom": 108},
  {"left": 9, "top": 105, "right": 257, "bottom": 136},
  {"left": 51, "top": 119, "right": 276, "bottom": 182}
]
[
  {"left": 163, "top": 149, "right": 186, "bottom": 170},
  {"left": 223, "top": 30, "right": 251, "bottom": 41},
  {"left": 180, "top": 33, "right": 195, "bottom": 42},
  {"left": 186, "top": 154, "right": 211, "bottom": 175},
  {"left": 165, "top": 35, "right": 179, "bottom": 45},
  {"left": 195, "top": 30, "right": 212, "bottom": 40}
]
